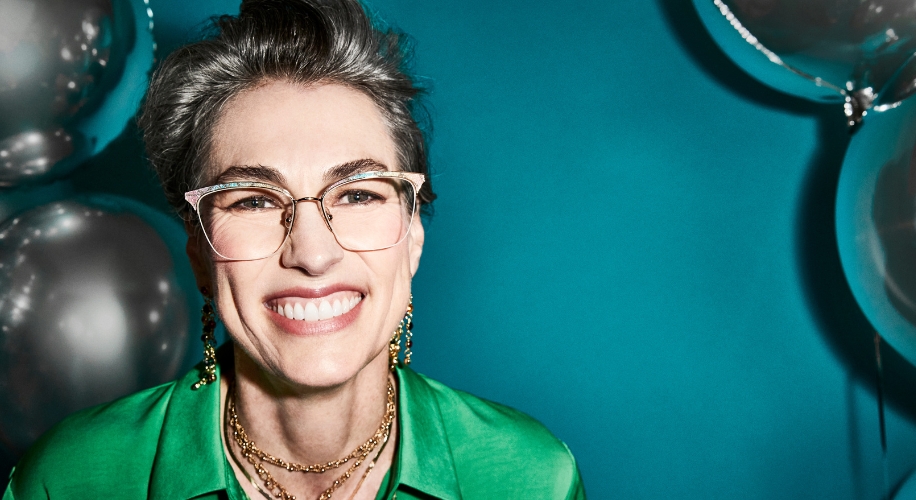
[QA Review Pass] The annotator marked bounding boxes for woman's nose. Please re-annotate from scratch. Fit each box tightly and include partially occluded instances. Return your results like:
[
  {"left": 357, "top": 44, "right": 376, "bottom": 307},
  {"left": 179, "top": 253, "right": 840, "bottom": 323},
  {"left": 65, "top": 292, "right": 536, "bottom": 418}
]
[{"left": 279, "top": 201, "right": 344, "bottom": 275}]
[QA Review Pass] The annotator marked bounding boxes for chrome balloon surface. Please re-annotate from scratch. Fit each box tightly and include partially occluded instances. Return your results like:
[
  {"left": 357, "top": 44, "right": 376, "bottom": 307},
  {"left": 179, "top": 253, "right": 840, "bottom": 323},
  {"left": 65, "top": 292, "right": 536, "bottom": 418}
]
[
  {"left": 0, "top": 129, "right": 81, "bottom": 187},
  {"left": 0, "top": 0, "right": 115, "bottom": 122},
  {"left": 0, "top": 0, "right": 154, "bottom": 186},
  {"left": 0, "top": 196, "right": 194, "bottom": 454}
]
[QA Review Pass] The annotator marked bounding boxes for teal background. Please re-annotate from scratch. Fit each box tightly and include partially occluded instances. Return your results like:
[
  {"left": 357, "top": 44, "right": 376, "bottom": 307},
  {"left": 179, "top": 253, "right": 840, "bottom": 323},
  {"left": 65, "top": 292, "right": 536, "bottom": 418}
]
[{"left": 10, "top": 0, "right": 916, "bottom": 498}]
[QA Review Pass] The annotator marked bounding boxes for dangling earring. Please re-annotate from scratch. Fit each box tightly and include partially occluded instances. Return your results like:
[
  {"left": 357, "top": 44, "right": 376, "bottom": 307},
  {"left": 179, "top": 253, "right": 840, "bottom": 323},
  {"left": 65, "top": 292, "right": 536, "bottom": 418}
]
[
  {"left": 192, "top": 287, "right": 218, "bottom": 390},
  {"left": 389, "top": 295, "right": 414, "bottom": 371},
  {"left": 389, "top": 324, "right": 401, "bottom": 372},
  {"left": 403, "top": 294, "right": 414, "bottom": 366}
]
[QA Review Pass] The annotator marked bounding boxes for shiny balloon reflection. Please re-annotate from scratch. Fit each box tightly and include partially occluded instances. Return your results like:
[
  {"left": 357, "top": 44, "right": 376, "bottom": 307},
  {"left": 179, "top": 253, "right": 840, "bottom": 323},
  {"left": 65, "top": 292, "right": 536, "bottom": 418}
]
[
  {"left": 0, "top": 0, "right": 155, "bottom": 187},
  {"left": 837, "top": 95, "right": 916, "bottom": 366},
  {"left": 0, "top": 198, "right": 190, "bottom": 454},
  {"left": 695, "top": 0, "right": 916, "bottom": 127},
  {"left": 0, "top": 0, "right": 114, "bottom": 118},
  {"left": 0, "top": 129, "right": 81, "bottom": 188}
]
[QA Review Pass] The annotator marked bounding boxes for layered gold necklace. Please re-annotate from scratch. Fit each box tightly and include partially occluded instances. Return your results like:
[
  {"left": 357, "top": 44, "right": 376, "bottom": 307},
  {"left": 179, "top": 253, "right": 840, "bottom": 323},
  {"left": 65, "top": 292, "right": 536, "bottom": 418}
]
[{"left": 226, "top": 379, "right": 396, "bottom": 500}]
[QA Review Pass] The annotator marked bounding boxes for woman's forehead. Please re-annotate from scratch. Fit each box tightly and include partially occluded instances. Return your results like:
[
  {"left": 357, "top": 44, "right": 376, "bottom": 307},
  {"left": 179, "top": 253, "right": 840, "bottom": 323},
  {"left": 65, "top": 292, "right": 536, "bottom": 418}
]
[{"left": 208, "top": 81, "right": 397, "bottom": 189}]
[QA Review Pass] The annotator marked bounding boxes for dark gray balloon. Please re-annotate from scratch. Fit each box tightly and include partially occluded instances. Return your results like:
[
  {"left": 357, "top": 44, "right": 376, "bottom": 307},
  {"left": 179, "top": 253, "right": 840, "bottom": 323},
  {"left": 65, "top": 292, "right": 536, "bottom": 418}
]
[
  {"left": 0, "top": 0, "right": 155, "bottom": 187},
  {"left": 0, "top": 197, "right": 193, "bottom": 454},
  {"left": 0, "top": 129, "right": 84, "bottom": 188},
  {"left": 0, "top": 0, "right": 117, "bottom": 186},
  {"left": 0, "top": 0, "right": 116, "bottom": 129}
]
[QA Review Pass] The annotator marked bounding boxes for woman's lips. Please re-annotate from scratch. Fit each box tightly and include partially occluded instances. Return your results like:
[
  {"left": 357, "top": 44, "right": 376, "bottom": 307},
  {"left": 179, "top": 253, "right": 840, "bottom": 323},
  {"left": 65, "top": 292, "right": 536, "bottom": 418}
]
[{"left": 264, "top": 289, "right": 363, "bottom": 335}]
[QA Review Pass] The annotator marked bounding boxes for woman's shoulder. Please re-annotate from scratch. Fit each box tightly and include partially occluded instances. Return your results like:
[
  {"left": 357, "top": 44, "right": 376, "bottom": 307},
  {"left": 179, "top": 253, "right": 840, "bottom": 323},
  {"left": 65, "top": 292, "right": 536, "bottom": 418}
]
[
  {"left": 402, "top": 369, "right": 585, "bottom": 499},
  {"left": 6, "top": 380, "right": 178, "bottom": 498},
  {"left": 415, "top": 371, "right": 571, "bottom": 453}
]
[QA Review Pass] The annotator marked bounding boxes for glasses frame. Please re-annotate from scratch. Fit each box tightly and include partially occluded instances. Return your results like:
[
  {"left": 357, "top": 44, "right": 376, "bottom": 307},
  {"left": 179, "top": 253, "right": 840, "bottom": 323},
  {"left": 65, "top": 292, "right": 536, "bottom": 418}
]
[{"left": 184, "top": 170, "right": 426, "bottom": 261}]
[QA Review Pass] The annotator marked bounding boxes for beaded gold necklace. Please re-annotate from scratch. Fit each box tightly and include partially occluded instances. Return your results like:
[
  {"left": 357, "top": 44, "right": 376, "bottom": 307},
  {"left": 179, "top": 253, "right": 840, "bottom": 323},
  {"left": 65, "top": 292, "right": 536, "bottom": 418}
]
[{"left": 226, "top": 379, "right": 396, "bottom": 500}]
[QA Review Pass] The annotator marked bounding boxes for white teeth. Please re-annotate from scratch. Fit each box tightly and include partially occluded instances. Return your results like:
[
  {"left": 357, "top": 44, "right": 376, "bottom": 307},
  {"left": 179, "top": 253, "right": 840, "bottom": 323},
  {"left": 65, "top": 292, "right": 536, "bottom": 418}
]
[
  {"left": 318, "top": 301, "right": 333, "bottom": 320},
  {"left": 305, "top": 302, "right": 319, "bottom": 321},
  {"left": 272, "top": 294, "right": 361, "bottom": 321}
]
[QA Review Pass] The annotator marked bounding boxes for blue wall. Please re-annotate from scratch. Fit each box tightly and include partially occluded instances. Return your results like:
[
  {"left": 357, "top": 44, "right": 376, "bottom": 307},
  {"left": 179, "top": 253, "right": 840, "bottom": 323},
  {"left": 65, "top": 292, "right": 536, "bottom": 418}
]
[{"left": 35, "top": 0, "right": 916, "bottom": 498}]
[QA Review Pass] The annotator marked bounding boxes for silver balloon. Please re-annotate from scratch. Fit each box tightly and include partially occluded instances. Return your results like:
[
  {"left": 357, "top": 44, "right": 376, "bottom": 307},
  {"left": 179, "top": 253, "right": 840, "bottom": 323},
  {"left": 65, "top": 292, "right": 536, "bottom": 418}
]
[
  {"left": 0, "top": 0, "right": 155, "bottom": 187},
  {"left": 0, "top": 129, "right": 81, "bottom": 187},
  {"left": 0, "top": 0, "right": 115, "bottom": 185},
  {"left": 0, "top": 196, "right": 193, "bottom": 454},
  {"left": 0, "top": 0, "right": 115, "bottom": 121},
  {"left": 695, "top": 0, "right": 916, "bottom": 128}
]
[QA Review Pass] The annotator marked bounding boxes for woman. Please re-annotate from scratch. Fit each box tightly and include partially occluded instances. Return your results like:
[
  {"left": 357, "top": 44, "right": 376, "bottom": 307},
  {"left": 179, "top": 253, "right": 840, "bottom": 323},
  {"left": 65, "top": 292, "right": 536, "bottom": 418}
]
[{"left": 3, "top": 1, "right": 585, "bottom": 498}]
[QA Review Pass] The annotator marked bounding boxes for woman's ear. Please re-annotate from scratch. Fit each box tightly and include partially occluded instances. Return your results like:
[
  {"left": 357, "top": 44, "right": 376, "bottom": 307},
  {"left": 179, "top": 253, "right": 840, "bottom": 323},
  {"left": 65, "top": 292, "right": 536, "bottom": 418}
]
[
  {"left": 408, "top": 215, "right": 424, "bottom": 278},
  {"left": 185, "top": 222, "right": 213, "bottom": 292}
]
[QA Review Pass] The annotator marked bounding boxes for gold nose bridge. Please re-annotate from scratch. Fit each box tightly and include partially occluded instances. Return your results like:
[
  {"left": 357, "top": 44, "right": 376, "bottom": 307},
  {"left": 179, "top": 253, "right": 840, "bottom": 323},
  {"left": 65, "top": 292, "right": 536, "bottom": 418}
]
[{"left": 287, "top": 196, "right": 330, "bottom": 231}]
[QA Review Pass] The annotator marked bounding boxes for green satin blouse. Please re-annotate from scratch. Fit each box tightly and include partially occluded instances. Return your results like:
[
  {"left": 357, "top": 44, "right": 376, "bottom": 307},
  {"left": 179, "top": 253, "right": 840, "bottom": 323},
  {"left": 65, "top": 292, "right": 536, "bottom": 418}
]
[{"left": 3, "top": 355, "right": 585, "bottom": 499}]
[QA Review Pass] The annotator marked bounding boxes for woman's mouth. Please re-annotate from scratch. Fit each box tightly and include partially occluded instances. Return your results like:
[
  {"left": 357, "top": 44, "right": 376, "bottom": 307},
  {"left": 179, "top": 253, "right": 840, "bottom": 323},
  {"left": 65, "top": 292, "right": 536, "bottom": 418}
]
[{"left": 266, "top": 291, "right": 362, "bottom": 322}]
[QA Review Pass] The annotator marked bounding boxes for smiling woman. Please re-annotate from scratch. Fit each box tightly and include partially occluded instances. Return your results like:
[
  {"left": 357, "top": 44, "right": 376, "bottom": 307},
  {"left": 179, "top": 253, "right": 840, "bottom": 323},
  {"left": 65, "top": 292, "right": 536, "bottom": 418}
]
[{"left": 2, "top": 1, "right": 585, "bottom": 499}]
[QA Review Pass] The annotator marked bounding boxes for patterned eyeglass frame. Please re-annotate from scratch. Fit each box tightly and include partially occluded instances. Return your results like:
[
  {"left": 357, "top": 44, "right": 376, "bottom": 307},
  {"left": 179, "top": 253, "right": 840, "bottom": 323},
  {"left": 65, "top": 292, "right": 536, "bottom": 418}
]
[{"left": 184, "top": 171, "right": 426, "bottom": 261}]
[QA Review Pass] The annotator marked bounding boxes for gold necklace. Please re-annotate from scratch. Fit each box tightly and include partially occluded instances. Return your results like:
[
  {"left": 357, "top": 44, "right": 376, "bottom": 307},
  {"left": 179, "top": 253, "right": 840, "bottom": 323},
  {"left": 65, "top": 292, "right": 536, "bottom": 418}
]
[
  {"left": 227, "top": 379, "right": 396, "bottom": 500},
  {"left": 224, "top": 416, "right": 391, "bottom": 500}
]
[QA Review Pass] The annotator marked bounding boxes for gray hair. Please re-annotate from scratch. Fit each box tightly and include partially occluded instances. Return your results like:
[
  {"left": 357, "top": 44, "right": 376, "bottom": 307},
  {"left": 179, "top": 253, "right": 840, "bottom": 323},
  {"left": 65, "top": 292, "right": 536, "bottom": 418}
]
[{"left": 139, "top": 0, "right": 435, "bottom": 223}]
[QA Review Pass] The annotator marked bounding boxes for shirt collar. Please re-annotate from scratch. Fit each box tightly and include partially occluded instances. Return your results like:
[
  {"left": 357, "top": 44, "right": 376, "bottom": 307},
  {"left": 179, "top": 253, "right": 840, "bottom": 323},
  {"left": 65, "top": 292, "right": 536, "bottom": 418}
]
[
  {"left": 393, "top": 366, "right": 462, "bottom": 500},
  {"left": 147, "top": 347, "right": 462, "bottom": 500},
  {"left": 148, "top": 354, "right": 227, "bottom": 500}
]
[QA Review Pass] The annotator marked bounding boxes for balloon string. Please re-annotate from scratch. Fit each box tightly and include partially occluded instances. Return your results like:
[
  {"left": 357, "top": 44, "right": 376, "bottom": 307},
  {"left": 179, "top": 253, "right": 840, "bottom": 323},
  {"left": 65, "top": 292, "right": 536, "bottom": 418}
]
[
  {"left": 711, "top": 0, "right": 847, "bottom": 98},
  {"left": 875, "top": 332, "right": 889, "bottom": 500}
]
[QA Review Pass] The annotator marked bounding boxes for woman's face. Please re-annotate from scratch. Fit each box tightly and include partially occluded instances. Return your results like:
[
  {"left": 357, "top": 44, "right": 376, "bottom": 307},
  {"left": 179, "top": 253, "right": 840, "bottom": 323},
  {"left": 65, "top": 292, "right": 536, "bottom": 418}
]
[{"left": 189, "top": 81, "right": 424, "bottom": 389}]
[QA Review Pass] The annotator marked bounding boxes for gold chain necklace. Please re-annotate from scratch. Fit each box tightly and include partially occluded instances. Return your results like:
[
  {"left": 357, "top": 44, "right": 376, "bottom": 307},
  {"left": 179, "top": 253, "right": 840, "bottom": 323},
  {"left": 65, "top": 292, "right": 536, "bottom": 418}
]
[{"left": 227, "top": 379, "right": 396, "bottom": 500}]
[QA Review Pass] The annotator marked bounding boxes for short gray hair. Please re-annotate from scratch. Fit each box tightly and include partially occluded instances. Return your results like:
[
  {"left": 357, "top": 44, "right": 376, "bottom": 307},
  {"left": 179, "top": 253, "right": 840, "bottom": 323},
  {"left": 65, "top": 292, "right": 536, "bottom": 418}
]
[{"left": 139, "top": 0, "right": 435, "bottom": 222}]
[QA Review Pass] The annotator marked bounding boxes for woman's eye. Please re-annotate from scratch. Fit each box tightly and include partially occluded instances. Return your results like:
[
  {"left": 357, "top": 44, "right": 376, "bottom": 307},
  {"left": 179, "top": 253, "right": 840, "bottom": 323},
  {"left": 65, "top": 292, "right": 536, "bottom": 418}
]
[
  {"left": 338, "top": 190, "right": 379, "bottom": 204},
  {"left": 232, "top": 196, "right": 278, "bottom": 210}
]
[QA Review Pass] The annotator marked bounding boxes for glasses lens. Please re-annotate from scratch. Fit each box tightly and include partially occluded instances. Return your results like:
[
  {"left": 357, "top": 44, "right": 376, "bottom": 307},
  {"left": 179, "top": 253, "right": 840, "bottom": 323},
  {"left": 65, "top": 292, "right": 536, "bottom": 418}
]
[
  {"left": 324, "top": 177, "right": 417, "bottom": 251},
  {"left": 197, "top": 187, "right": 293, "bottom": 260}
]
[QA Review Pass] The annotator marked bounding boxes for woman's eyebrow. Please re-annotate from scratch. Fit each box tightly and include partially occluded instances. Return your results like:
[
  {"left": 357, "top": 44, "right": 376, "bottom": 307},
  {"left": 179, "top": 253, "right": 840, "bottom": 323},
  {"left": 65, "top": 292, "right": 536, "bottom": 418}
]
[
  {"left": 215, "top": 165, "right": 287, "bottom": 184},
  {"left": 323, "top": 159, "right": 388, "bottom": 182}
]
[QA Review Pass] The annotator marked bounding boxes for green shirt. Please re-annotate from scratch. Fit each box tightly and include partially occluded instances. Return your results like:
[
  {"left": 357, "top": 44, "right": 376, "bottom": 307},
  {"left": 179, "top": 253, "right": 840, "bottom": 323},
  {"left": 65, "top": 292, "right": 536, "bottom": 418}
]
[{"left": 4, "top": 358, "right": 585, "bottom": 499}]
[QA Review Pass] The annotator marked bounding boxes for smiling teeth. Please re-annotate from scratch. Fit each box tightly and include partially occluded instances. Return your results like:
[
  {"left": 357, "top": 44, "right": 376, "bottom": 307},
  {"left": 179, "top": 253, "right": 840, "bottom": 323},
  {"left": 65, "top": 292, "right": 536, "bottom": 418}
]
[{"left": 272, "top": 294, "right": 361, "bottom": 321}]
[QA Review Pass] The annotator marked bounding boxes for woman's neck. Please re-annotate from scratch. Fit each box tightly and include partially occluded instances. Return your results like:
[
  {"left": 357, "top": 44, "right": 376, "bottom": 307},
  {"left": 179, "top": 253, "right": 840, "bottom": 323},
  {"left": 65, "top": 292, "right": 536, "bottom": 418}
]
[{"left": 221, "top": 345, "right": 397, "bottom": 499}]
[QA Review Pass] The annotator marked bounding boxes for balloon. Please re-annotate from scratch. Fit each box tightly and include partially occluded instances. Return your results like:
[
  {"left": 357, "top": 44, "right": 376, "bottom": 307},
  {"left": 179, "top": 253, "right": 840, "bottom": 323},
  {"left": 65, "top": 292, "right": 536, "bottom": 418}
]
[
  {"left": 0, "top": 195, "right": 199, "bottom": 455},
  {"left": 0, "top": 0, "right": 155, "bottom": 187},
  {"left": 693, "top": 0, "right": 916, "bottom": 127},
  {"left": 836, "top": 95, "right": 916, "bottom": 366}
]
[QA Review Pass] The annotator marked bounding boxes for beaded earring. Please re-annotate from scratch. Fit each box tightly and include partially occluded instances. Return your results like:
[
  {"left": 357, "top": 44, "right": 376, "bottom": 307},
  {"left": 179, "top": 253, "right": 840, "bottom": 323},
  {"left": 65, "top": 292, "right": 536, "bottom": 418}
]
[
  {"left": 403, "top": 295, "right": 414, "bottom": 365},
  {"left": 389, "top": 294, "right": 414, "bottom": 371},
  {"left": 191, "top": 288, "right": 218, "bottom": 390},
  {"left": 388, "top": 327, "right": 400, "bottom": 372}
]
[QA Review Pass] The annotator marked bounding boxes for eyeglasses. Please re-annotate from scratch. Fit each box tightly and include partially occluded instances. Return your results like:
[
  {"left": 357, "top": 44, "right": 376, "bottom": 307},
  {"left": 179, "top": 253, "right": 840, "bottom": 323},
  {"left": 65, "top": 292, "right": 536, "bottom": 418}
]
[{"left": 184, "top": 171, "right": 425, "bottom": 261}]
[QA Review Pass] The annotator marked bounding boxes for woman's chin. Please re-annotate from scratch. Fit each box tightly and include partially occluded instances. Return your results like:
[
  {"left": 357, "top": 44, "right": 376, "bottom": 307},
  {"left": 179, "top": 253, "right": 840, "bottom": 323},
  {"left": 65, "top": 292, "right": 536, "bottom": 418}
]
[{"left": 271, "top": 355, "right": 382, "bottom": 391}]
